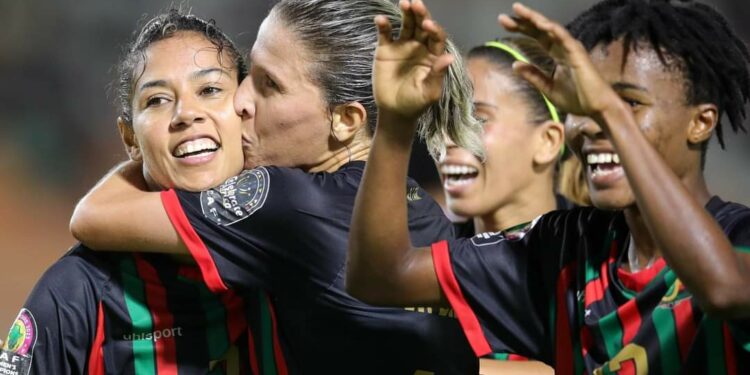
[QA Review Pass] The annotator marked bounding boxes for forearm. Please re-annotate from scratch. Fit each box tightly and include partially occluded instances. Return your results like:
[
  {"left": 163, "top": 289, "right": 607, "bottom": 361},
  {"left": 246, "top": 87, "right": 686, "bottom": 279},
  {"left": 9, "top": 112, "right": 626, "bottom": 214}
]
[
  {"left": 348, "top": 111, "right": 442, "bottom": 306},
  {"left": 479, "top": 359, "right": 553, "bottom": 375},
  {"left": 70, "top": 161, "right": 186, "bottom": 254},
  {"left": 599, "top": 104, "right": 750, "bottom": 317}
]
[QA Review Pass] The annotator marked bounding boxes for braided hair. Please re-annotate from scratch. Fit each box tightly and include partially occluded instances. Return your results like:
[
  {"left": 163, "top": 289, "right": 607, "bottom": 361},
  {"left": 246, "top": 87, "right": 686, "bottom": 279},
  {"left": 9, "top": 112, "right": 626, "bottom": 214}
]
[{"left": 568, "top": 0, "right": 750, "bottom": 160}]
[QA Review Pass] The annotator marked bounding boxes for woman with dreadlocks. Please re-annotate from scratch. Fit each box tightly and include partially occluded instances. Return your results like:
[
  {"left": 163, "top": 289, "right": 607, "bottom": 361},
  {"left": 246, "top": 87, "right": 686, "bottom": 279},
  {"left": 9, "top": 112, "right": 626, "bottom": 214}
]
[{"left": 347, "top": 0, "right": 750, "bottom": 373}]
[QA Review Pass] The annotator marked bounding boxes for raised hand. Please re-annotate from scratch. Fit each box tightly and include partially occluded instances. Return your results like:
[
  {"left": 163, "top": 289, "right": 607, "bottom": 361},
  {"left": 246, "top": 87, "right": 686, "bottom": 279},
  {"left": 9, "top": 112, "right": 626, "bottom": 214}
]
[
  {"left": 373, "top": 0, "right": 454, "bottom": 123},
  {"left": 499, "top": 3, "right": 620, "bottom": 117}
]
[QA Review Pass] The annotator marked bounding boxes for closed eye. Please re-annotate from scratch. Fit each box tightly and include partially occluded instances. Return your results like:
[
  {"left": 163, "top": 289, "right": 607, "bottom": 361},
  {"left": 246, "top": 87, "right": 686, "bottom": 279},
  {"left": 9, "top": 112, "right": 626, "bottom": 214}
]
[{"left": 264, "top": 75, "right": 279, "bottom": 91}]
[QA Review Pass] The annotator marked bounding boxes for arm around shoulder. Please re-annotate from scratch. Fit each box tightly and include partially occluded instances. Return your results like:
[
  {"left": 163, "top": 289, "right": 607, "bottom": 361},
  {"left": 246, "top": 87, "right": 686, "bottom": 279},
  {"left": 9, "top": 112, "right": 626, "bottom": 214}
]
[{"left": 70, "top": 161, "right": 186, "bottom": 254}]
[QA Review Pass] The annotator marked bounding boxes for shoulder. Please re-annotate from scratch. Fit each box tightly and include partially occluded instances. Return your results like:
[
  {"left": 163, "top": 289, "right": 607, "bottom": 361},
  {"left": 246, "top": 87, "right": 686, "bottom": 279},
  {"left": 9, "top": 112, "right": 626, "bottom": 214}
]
[
  {"left": 708, "top": 196, "right": 750, "bottom": 244},
  {"left": 28, "top": 244, "right": 110, "bottom": 305},
  {"left": 532, "top": 206, "right": 614, "bottom": 238}
]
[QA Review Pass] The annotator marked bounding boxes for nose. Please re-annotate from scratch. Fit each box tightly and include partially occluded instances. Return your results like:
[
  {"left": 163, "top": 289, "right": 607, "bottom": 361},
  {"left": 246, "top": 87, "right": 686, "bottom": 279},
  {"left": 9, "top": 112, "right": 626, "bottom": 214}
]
[
  {"left": 566, "top": 115, "right": 605, "bottom": 155},
  {"left": 171, "top": 95, "right": 205, "bottom": 129},
  {"left": 437, "top": 135, "right": 458, "bottom": 163},
  {"left": 234, "top": 77, "right": 256, "bottom": 120}
]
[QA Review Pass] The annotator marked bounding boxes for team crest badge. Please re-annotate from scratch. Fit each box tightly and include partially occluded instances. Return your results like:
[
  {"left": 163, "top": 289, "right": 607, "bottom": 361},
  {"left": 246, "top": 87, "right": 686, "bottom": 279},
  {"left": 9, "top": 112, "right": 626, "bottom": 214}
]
[
  {"left": 0, "top": 308, "right": 37, "bottom": 375},
  {"left": 201, "top": 167, "right": 270, "bottom": 226}
]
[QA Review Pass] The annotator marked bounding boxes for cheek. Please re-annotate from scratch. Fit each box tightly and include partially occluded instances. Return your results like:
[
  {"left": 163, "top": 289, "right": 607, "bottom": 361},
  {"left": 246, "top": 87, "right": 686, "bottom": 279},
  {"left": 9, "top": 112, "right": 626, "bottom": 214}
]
[
  {"left": 483, "top": 122, "right": 532, "bottom": 159},
  {"left": 135, "top": 125, "right": 167, "bottom": 161}
]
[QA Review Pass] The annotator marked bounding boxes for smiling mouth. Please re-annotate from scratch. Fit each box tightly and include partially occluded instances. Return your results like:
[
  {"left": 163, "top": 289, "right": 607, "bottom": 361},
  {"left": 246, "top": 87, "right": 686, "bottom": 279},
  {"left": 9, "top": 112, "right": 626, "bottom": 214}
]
[
  {"left": 586, "top": 152, "right": 622, "bottom": 179},
  {"left": 441, "top": 164, "right": 479, "bottom": 187},
  {"left": 173, "top": 138, "right": 219, "bottom": 159}
]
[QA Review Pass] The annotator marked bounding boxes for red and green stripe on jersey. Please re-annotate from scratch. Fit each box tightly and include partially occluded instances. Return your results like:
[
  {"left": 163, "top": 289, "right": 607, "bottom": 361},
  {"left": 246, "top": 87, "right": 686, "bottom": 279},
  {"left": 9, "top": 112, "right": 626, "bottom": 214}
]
[
  {"left": 88, "top": 254, "right": 287, "bottom": 374},
  {"left": 553, "top": 231, "right": 750, "bottom": 374}
]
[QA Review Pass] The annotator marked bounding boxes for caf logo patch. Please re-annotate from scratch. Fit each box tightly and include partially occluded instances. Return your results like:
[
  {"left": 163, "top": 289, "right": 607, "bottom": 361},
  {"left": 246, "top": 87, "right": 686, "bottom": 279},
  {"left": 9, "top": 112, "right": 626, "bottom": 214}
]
[
  {"left": 0, "top": 308, "right": 36, "bottom": 375},
  {"left": 201, "top": 167, "right": 270, "bottom": 226}
]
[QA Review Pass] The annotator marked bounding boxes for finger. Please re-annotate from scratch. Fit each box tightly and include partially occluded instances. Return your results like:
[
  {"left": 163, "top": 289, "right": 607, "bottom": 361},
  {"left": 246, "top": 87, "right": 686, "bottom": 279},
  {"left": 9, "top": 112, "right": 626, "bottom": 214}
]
[
  {"left": 498, "top": 14, "right": 520, "bottom": 32},
  {"left": 512, "top": 61, "right": 554, "bottom": 97},
  {"left": 510, "top": 3, "right": 570, "bottom": 46},
  {"left": 375, "top": 15, "right": 394, "bottom": 46},
  {"left": 512, "top": 2, "right": 554, "bottom": 29},
  {"left": 411, "top": 0, "right": 432, "bottom": 42},
  {"left": 399, "top": 0, "right": 415, "bottom": 40},
  {"left": 431, "top": 53, "right": 454, "bottom": 76},
  {"left": 425, "top": 53, "right": 454, "bottom": 102},
  {"left": 422, "top": 19, "right": 447, "bottom": 56},
  {"left": 498, "top": 14, "right": 549, "bottom": 45}
]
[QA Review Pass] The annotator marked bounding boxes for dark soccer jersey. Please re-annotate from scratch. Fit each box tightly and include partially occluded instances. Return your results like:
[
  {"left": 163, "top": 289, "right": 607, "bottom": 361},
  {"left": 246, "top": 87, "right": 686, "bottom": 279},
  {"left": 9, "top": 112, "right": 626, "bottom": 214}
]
[
  {"left": 160, "top": 161, "right": 478, "bottom": 374},
  {"left": 434, "top": 196, "right": 750, "bottom": 374},
  {"left": 0, "top": 245, "right": 286, "bottom": 375}
]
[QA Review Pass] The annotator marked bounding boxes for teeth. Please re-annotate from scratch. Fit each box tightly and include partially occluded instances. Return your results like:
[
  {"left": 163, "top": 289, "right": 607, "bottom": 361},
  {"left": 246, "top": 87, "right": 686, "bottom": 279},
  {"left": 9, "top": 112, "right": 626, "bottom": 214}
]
[
  {"left": 591, "top": 167, "right": 617, "bottom": 178},
  {"left": 175, "top": 138, "right": 218, "bottom": 157},
  {"left": 445, "top": 178, "right": 475, "bottom": 187},
  {"left": 440, "top": 164, "right": 478, "bottom": 176},
  {"left": 586, "top": 152, "right": 621, "bottom": 165}
]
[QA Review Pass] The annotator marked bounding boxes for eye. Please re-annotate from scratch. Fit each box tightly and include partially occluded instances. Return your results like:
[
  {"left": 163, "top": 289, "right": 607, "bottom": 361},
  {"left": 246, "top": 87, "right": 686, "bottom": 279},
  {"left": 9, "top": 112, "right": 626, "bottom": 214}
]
[
  {"left": 472, "top": 111, "right": 490, "bottom": 125},
  {"left": 264, "top": 75, "right": 279, "bottom": 91},
  {"left": 621, "top": 97, "right": 642, "bottom": 109},
  {"left": 145, "top": 96, "right": 169, "bottom": 107},
  {"left": 200, "top": 86, "right": 223, "bottom": 96}
]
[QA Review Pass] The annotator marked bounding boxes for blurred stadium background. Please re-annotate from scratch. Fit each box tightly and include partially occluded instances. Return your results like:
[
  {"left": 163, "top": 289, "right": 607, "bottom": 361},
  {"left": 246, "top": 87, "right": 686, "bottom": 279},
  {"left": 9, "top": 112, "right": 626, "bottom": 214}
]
[{"left": 1, "top": 0, "right": 748, "bottom": 328}]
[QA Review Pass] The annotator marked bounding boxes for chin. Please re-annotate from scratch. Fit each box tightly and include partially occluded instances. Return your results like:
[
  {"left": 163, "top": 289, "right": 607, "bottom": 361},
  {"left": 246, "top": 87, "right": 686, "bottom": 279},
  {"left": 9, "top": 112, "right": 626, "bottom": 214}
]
[
  {"left": 446, "top": 198, "right": 483, "bottom": 219},
  {"left": 589, "top": 190, "right": 635, "bottom": 211},
  {"left": 177, "top": 175, "right": 224, "bottom": 192}
]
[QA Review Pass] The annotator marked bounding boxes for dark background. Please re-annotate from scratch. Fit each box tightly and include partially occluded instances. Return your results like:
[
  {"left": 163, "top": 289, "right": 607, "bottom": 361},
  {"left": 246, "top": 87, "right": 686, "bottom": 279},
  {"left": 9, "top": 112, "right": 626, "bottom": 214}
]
[{"left": 1, "top": 0, "right": 747, "bottom": 327}]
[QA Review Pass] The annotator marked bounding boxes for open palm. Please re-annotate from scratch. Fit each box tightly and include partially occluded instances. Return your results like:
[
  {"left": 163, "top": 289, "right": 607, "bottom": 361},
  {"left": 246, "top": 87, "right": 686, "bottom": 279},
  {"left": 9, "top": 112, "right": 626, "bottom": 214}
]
[
  {"left": 499, "top": 3, "right": 620, "bottom": 117},
  {"left": 373, "top": 0, "right": 453, "bottom": 122}
]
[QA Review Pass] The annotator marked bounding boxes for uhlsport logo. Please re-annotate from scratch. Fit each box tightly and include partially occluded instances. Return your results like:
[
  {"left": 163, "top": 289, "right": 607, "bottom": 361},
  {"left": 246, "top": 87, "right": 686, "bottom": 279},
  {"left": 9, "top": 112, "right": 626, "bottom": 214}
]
[
  {"left": 122, "top": 327, "right": 183, "bottom": 342},
  {"left": 0, "top": 308, "right": 37, "bottom": 375}
]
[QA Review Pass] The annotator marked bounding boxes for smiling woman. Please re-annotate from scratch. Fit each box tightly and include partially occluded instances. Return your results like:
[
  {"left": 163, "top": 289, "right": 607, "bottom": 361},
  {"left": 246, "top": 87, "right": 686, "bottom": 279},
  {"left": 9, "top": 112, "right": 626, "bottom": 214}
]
[
  {"left": 0, "top": 9, "right": 269, "bottom": 374},
  {"left": 347, "top": 0, "right": 750, "bottom": 374},
  {"left": 440, "top": 37, "right": 572, "bottom": 237},
  {"left": 115, "top": 18, "right": 245, "bottom": 191},
  {"left": 69, "top": 0, "right": 482, "bottom": 374}
]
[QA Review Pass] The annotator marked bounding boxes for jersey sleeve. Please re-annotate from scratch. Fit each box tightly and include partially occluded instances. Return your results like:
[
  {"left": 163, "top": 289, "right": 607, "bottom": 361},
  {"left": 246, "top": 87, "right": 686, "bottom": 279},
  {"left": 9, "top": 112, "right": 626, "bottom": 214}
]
[
  {"left": 1, "top": 250, "right": 102, "bottom": 375},
  {"left": 725, "top": 213, "right": 750, "bottom": 351},
  {"left": 160, "top": 167, "right": 339, "bottom": 294},
  {"left": 404, "top": 178, "right": 455, "bottom": 245},
  {"left": 431, "top": 212, "right": 570, "bottom": 362}
]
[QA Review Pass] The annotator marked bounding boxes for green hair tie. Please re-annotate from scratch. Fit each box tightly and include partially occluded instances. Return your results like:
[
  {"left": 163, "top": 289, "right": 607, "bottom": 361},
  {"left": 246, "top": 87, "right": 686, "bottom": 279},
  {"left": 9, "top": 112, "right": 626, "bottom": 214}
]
[{"left": 484, "top": 40, "right": 565, "bottom": 155}]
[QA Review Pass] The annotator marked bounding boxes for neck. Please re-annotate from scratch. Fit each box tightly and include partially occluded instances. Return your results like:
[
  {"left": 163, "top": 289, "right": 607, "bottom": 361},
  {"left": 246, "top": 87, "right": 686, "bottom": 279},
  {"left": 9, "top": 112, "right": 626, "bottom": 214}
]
[
  {"left": 306, "top": 140, "right": 371, "bottom": 173},
  {"left": 474, "top": 176, "right": 557, "bottom": 233},
  {"left": 623, "top": 172, "right": 712, "bottom": 270}
]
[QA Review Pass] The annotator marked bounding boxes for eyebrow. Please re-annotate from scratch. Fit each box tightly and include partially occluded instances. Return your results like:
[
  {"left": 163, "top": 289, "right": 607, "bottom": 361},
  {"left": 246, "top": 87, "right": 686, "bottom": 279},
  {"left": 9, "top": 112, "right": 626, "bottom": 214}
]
[
  {"left": 611, "top": 82, "right": 649, "bottom": 93},
  {"left": 139, "top": 80, "right": 167, "bottom": 92},
  {"left": 474, "top": 101, "right": 498, "bottom": 109},
  {"left": 190, "top": 68, "right": 227, "bottom": 81},
  {"left": 138, "top": 68, "right": 228, "bottom": 92}
]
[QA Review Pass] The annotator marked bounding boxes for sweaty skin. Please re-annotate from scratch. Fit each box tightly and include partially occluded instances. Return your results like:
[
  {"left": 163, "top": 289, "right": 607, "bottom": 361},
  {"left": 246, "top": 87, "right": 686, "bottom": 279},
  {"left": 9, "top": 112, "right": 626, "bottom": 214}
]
[{"left": 347, "top": 0, "right": 750, "bottom": 326}]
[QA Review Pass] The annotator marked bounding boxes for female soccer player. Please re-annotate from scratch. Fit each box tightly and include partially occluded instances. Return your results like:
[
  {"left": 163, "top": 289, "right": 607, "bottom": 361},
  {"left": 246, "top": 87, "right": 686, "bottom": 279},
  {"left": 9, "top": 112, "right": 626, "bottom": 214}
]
[
  {"left": 0, "top": 10, "right": 284, "bottom": 374},
  {"left": 71, "top": 0, "right": 480, "bottom": 373},
  {"left": 348, "top": 0, "right": 750, "bottom": 374},
  {"left": 442, "top": 37, "right": 572, "bottom": 239}
]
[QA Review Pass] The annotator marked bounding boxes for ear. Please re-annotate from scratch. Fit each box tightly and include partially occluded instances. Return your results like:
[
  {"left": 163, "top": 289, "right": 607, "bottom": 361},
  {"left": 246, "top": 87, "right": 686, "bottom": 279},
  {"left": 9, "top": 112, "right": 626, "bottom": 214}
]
[
  {"left": 687, "top": 104, "right": 718, "bottom": 145},
  {"left": 118, "top": 117, "right": 143, "bottom": 162},
  {"left": 330, "top": 102, "right": 367, "bottom": 144},
  {"left": 532, "top": 120, "right": 565, "bottom": 166}
]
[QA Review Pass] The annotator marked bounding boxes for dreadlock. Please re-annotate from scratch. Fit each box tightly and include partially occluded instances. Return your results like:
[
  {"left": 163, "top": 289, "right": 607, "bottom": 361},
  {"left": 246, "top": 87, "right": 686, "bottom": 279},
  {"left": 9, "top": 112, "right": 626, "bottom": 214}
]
[{"left": 567, "top": 0, "right": 750, "bottom": 164}]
